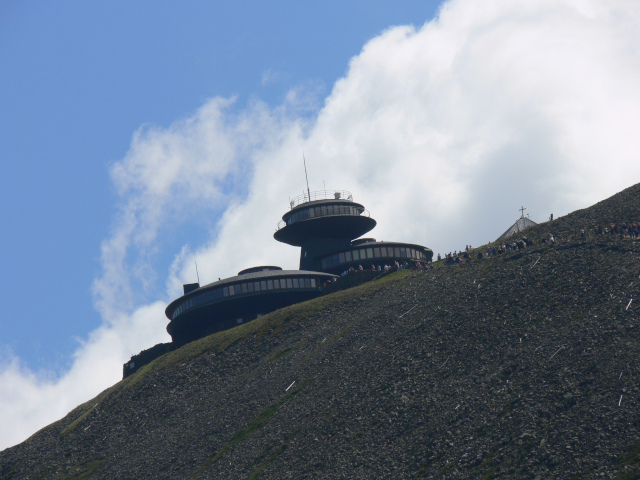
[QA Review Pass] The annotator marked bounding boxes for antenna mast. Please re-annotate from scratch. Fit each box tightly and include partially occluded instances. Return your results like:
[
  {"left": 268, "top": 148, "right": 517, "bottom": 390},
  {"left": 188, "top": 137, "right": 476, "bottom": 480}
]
[
  {"left": 195, "top": 261, "right": 200, "bottom": 284},
  {"left": 303, "top": 152, "right": 311, "bottom": 202}
]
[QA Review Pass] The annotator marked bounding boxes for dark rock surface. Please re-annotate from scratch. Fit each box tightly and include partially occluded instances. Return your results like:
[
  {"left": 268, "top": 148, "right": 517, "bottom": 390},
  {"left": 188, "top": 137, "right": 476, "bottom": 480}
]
[{"left": 2, "top": 183, "right": 640, "bottom": 479}]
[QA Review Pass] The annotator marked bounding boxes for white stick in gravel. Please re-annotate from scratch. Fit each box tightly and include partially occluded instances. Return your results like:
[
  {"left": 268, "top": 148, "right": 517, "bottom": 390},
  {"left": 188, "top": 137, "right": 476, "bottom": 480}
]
[
  {"left": 549, "top": 346, "right": 564, "bottom": 360},
  {"left": 626, "top": 299, "right": 633, "bottom": 310},
  {"left": 286, "top": 381, "right": 295, "bottom": 392},
  {"left": 398, "top": 305, "right": 418, "bottom": 318}
]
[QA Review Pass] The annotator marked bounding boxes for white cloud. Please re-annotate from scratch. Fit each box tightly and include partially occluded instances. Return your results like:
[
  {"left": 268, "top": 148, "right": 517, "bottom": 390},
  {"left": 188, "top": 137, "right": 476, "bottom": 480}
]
[
  {"left": 0, "top": 301, "right": 167, "bottom": 450},
  {"left": 3, "top": 0, "right": 640, "bottom": 451}
]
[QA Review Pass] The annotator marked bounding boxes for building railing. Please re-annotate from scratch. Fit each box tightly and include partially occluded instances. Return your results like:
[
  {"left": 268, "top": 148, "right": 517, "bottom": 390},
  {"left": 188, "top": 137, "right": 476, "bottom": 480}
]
[
  {"left": 288, "top": 190, "right": 353, "bottom": 209},
  {"left": 277, "top": 208, "right": 369, "bottom": 231}
]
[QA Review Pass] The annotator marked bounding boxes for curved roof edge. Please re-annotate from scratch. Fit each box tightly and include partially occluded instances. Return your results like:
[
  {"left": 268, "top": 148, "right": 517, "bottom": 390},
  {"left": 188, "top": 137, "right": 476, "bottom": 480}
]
[{"left": 166, "top": 269, "right": 337, "bottom": 314}]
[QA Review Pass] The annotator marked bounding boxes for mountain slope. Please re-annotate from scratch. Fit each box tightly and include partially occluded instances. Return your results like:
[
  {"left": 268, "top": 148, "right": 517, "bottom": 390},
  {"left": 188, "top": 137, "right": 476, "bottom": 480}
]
[{"left": 2, "top": 183, "right": 640, "bottom": 479}]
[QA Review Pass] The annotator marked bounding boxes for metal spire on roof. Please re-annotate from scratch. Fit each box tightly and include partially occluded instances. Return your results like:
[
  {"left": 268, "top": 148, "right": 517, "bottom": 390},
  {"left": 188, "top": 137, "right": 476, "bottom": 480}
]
[{"left": 303, "top": 152, "right": 311, "bottom": 203}]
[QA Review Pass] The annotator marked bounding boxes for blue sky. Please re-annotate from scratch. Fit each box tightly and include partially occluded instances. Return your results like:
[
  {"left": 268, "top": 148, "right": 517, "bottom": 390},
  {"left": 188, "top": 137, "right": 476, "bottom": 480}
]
[
  {"left": 2, "top": 0, "right": 640, "bottom": 450},
  {"left": 0, "top": 0, "right": 441, "bottom": 372}
]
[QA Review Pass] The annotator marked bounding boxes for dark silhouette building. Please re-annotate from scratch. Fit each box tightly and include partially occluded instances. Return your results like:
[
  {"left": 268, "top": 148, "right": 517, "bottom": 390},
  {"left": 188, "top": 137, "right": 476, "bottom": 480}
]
[
  {"left": 165, "top": 266, "right": 336, "bottom": 346},
  {"left": 124, "top": 188, "right": 432, "bottom": 378},
  {"left": 274, "top": 190, "right": 432, "bottom": 274}
]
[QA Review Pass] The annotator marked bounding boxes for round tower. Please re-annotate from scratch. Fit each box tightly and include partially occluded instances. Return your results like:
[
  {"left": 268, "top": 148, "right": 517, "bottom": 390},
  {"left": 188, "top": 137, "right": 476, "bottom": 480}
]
[
  {"left": 274, "top": 190, "right": 377, "bottom": 271},
  {"left": 275, "top": 189, "right": 433, "bottom": 274},
  {"left": 165, "top": 266, "right": 336, "bottom": 346}
]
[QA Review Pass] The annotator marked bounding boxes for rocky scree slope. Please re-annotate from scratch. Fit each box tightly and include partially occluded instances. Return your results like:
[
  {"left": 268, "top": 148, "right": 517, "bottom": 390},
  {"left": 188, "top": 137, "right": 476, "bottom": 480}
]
[{"left": 2, "top": 183, "right": 640, "bottom": 479}]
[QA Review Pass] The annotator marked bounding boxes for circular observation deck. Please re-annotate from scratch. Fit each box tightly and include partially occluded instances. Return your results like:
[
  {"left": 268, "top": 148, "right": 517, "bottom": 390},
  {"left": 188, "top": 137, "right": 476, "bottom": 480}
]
[
  {"left": 165, "top": 267, "right": 336, "bottom": 345},
  {"left": 274, "top": 190, "right": 377, "bottom": 246}
]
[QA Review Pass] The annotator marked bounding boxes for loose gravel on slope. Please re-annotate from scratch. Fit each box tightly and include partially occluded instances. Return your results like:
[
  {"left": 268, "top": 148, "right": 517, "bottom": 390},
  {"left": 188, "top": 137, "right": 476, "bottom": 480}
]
[{"left": 2, "top": 183, "right": 640, "bottom": 480}]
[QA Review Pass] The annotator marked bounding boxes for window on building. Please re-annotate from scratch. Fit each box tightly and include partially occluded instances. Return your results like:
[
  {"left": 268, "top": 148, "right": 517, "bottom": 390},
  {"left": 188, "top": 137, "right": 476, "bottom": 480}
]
[
  {"left": 333, "top": 254, "right": 339, "bottom": 265},
  {"left": 260, "top": 280, "right": 267, "bottom": 291},
  {"left": 321, "top": 258, "right": 327, "bottom": 269},
  {"left": 287, "top": 278, "right": 293, "bottom": 289},
  {"left": 304, "top": 278, "right": 311, "bottom": 288},
  {"left": 310, "top": 278, "right": 316, "bottom": 288},
  {"left": 353, "top": 249, "right": 360, "bottom": 261},
  {"left": 374, "top": 247, "right": 381, "bottom": 258},
  {"left": 367, "top": 248, "right": 373, "bottom": 259},
  {"left": 395, "top": 247, "right": 401, "bottom": 257},
  {"left": 401, "top": 247, "right": 406, "bottom": 258},
  {"left": 242, "top": 283, "right": 248, "bottom": 294},
  {"left": 248, "top": 282, "right": 254, "bottom": 293},
  {"left": 339, "top": 252, "right": 345, "bottom": 264},
  {"left": 293, "top": 278, "right": 300, "bottom": 288},
  {"left": 345, "top": 251, "right": 352, "bottom": 262},
  {"left": 267, "top": 280, "right": 273, "bottom": 290},
  {"left": 223, "top": 287, "right": 228, "bottom": 297}
]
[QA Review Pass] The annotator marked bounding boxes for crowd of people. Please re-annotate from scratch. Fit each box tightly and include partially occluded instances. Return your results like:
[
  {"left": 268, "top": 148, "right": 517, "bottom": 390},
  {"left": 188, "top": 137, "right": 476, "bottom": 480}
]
[
  {"left": 336, "top": 260, "right": 434, "bottom": 278},
  {"left": 433, "top": 220, "right": 640, "bottom": 267},
  {"left": 593, "top": 223, "right": 639, "bottom": 237},
  {"left": 323, "top": 221, "right": 640, "bottom": 284},
  {"left": 436, "top": 235, "right": 542, "bottom": 265},
  {"left": 319, "top": 219, "right": 640, "bottom": 290}
]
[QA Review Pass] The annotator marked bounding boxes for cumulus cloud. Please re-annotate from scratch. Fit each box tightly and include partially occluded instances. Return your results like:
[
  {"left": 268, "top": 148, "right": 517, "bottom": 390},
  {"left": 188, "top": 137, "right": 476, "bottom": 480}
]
[
  {"left": 0, "top": 301, "right": 167, "bottom": 449},
  {"left": 3, "top": 0, "right": 640, "bottom": 450}
]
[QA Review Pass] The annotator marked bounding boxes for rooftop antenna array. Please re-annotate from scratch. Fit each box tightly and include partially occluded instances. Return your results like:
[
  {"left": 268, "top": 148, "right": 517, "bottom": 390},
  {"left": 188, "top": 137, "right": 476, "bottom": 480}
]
[{"left": 303, "top": 152, "right": 311, "bottom": 203}]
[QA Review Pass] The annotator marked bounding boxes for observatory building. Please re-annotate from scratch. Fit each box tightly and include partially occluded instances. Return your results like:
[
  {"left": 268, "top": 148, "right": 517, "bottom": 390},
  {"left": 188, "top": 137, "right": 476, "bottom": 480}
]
[
  {"left": 124, "top": 188, "right": 432, "bottom": 378},
  {"left": 165, "top": 266, "right": 336, "bottom": 346},
  {"left": 274, "top": 190, "right": 433, "bottom": 274},
  {"left": 164, "top": 189, "right": 431, "bottom": 347},
  {"left": 165, "top": 189, "right": 432, "bottom": 345}
]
